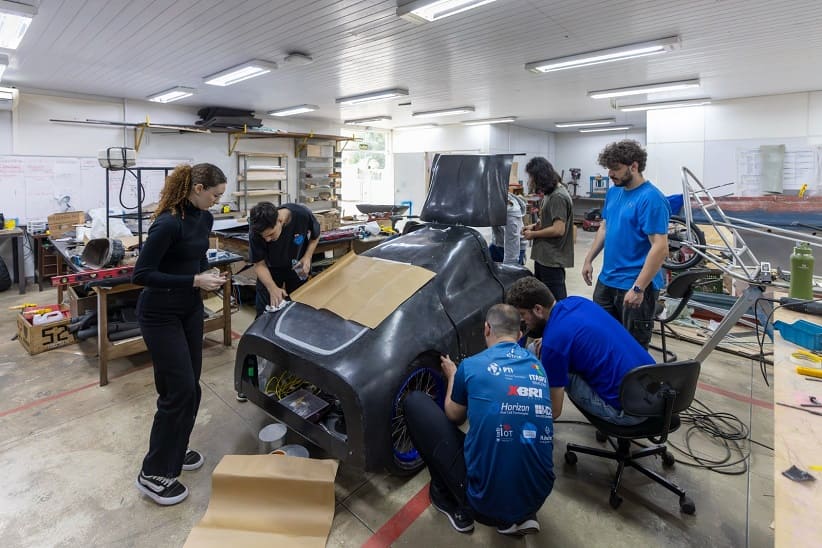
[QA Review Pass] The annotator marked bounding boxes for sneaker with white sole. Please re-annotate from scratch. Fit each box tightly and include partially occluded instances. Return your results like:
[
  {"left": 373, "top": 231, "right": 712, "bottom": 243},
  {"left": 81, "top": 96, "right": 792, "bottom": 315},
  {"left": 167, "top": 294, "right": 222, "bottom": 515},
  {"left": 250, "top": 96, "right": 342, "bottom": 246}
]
[
  {"left": 429, "top": 484, "right": 474, "bottom": 534},
  {"left": 497, "top": 516, "right": 540, "bottom": 536},
  {"left": 135, "top": 471, "right": 188, "bottom": 506},
  {"left": 182, "top": 449, "right": 204, "bottom": 471}
]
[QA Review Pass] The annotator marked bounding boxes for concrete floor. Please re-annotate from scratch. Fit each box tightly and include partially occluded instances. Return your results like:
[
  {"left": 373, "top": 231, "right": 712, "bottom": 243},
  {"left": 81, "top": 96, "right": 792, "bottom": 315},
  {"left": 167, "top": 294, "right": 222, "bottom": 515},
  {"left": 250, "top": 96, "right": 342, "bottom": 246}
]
[{"left": 0, "top": 231, "right": 774, "bottom": 548}]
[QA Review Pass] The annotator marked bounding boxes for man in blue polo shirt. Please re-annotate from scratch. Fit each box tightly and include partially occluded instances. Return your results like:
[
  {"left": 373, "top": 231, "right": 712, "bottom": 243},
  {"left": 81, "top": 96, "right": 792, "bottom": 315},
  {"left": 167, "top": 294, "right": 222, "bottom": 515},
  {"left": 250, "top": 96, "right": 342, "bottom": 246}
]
[
  {"left": 403, "top": 304, "right": 554, "bottom": 537},
  {"left": 507, "top": 277, "right": 654, "bottom": 425}
]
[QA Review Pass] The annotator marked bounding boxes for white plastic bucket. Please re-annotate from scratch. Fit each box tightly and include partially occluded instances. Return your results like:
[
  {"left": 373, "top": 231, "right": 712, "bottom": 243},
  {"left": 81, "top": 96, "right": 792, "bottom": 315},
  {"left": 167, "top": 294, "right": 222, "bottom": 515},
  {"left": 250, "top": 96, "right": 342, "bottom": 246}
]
[{"left": 258, "top": 423, "right": 287, "bottom": 453}]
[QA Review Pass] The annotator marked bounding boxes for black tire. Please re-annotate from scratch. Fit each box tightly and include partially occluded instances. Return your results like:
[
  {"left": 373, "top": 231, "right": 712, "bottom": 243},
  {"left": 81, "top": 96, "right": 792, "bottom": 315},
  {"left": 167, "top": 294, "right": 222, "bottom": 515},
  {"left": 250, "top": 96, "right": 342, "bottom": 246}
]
[
  {"left": 388, "top": 353, "right": 446, "bottom": 475},
  {"left": 564, "top": 451, "right": 578, "bottom": 465},
  {"left": 662, "top": 450, "right": 676, "bottom": 468},
  {"left": 595, "top": 430, "right": 608, "bottom": 443},
  {"left": 0, "top": 255, "right": 11, "bottom": 292},
  {"left": 664, "top": 216, "right": 706, "bottom": 271}
]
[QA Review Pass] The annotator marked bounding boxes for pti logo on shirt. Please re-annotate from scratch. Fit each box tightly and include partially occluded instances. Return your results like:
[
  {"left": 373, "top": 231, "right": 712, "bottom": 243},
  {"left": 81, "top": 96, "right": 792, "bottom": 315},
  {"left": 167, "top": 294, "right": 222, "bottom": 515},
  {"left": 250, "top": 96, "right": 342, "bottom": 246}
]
[{"left": 488, "top": 362, "right": 514, "bottom": 377}]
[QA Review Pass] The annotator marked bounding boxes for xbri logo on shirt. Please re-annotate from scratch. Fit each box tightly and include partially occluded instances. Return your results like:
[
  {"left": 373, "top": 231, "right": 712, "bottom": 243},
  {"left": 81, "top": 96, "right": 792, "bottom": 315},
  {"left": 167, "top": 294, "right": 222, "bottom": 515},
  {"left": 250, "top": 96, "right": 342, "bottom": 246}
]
[{"left": 508, "top": 385, "right": 543, "bottom": 398}]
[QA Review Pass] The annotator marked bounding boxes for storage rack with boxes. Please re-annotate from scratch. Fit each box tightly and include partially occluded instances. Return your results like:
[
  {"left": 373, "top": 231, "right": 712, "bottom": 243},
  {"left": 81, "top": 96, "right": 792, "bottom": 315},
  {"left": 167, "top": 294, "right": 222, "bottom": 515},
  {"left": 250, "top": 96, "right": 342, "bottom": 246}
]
[
  {"left": 296, "top": 140, "right": 341, "bottom": 212},
  {"left": 234, "top": 152, "right": 288, "bottom": 215}
]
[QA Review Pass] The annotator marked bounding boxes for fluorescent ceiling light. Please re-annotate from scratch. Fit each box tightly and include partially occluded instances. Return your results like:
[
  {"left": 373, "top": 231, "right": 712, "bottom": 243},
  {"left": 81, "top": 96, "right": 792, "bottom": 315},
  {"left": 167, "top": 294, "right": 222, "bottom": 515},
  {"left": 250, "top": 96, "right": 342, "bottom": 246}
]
[
  {"left": 462, "top": 116, "right": 516, "bottom": 126},
  {"left": 398, "top": 0, "right": 497, "bottom": 23},
  {"left": 147, "top": 86, "right": 196, "bottom": 103},
  {"left": 0, "top": 53, "right": 8, "bottom": 81},
  {"left": 619, "top": 98, "right": 712, "bottom": 112},
  {"left": 412, "top": 106, "right": 475, "bottom": 118},
  {"left": 336, "top": 88, "right": 409, "bottom": 105},
  {"left": 526, "top": 36, "right": 680, "bottom": 73},
  {"left": 394, "top": 123, "right": 438, "bottom": 130},
  {"left": 0, "top": 1, "right": 36, "bottom": 50},
  {"left": 204, "top": 60, "right": 277, "bottom": 86},
  {"left": 267, "top": 104, "right": 319, "bottom": 117},
  {"left": 0, "top": 85, "right": 15, "bottom": 101},
  {"left": 344, "top": 115, "right": 392, "bottom": 125},
  {"left": 588, "top": 79, "right": 700, "bottom": 99},
  {"left": 555, "top": 118, "right": 615, "bottom": 128},
  {"left": 579, "top": 125, "right": 633, "bottom": 133}
]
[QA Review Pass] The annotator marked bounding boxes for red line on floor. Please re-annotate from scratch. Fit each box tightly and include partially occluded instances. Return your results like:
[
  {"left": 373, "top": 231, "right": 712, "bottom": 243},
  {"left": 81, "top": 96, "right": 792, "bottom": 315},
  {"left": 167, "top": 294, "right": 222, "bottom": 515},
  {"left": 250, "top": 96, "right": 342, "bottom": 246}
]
[
  {"left": 698, "top": 381, "right": 773, "bottom": 410},
  {"left": 0, "top": 362, "right": 152, "bottom": 418},
  {"left": 231, "top": 330, "right": 242, "bottom": 340},
  {"left": 362, "top": 482, "right": 431, "bottom": 548}
]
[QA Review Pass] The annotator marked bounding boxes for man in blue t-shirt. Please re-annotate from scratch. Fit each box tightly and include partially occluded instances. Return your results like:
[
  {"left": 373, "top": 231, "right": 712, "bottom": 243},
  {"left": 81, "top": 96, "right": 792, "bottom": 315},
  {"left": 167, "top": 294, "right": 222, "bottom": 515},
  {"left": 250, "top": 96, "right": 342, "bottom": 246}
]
[
  {"left": 581, "top": 140, "right": 670, "bottom": 348},
  {"left": 403, "top": 304, "right": 554, "bottom": 537},
  {"left": 507, "top": 277, "right": 654, "bottom": 426}
]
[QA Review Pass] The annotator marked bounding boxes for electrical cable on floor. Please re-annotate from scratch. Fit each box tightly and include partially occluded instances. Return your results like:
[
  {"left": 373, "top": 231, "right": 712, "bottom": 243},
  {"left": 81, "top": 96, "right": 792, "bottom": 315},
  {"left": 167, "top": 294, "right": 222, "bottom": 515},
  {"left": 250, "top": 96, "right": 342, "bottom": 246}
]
[{"left": 665, "top": 397, "right": 751, "bottom": 475}]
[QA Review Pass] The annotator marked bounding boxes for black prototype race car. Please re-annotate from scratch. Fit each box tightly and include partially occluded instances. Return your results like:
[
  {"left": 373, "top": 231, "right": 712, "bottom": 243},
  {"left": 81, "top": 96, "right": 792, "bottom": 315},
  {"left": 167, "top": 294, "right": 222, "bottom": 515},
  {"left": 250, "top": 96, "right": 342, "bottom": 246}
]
[{"left": 234, "top": 154, "right": 531, "bottom": 474}]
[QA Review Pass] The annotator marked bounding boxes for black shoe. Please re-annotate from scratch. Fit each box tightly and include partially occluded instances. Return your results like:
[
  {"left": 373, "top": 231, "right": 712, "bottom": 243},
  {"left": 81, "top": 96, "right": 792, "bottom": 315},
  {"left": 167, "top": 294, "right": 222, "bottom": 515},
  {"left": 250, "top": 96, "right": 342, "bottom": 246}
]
[
  {"left": 182, "top": 449, "right": 204, "bottom": 471},
  {"left": 429, "top": 486, "right": 474, "bottom": 533},
  {"left": 497, "top": 515, "right": 540, "bottom": 536},
  {"left": 135, "top": 471, "right": 188, "bottom": 506},
  {"left": 236, "top": 392, "right": 248, "bottom": 402}
]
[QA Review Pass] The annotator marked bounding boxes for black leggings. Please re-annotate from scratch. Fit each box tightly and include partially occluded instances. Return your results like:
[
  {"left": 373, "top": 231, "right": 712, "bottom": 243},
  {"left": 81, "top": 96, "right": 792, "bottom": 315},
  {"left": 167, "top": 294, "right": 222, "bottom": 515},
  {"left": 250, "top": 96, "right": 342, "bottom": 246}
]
[
  {"left": 403, "top": 391, "right": 510, "bottom": 527},
  {"left": 137, "top": 287, "right": 204, "bottom": 477}
]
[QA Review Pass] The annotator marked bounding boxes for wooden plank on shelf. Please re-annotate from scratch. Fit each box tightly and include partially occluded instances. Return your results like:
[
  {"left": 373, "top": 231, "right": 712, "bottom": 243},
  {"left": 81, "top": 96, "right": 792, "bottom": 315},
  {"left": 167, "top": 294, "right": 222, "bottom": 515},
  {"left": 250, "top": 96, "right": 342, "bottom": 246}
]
[{"left": 231, "top": 190, "right": 286, "bottom": 197}]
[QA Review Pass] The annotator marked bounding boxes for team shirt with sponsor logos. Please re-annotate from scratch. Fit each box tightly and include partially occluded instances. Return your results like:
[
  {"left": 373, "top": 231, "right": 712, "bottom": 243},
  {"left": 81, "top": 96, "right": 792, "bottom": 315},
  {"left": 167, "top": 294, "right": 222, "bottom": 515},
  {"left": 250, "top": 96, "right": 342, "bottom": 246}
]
[{"left": 451, "top": 341, "right": 555, "bottom": 524}]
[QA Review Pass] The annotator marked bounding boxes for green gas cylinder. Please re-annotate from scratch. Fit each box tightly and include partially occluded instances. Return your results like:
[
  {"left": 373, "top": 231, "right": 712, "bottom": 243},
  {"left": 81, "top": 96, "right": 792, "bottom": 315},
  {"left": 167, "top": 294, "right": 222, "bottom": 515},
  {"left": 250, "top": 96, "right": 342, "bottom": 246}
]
[{"left": 789, "top": 242, "right": 815, "bottom": 300}]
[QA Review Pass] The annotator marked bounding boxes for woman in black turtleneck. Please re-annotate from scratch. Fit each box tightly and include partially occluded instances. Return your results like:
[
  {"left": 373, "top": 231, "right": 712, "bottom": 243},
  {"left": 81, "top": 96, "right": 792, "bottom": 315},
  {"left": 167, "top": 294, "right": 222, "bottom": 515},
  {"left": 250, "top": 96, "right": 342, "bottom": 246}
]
[{"left": 132, "top": 163, "right": 226, "bottom": 506}]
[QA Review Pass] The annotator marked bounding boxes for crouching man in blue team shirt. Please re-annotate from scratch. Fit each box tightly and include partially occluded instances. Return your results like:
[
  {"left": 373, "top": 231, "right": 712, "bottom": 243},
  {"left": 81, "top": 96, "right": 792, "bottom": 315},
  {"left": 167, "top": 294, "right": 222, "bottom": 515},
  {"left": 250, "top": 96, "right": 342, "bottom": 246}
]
[
  {"left": 506, "top": 276, "right": 654, "bottom": 425},
  {"left": 403, "top": 304, "right": 555, "bottom": 537}
]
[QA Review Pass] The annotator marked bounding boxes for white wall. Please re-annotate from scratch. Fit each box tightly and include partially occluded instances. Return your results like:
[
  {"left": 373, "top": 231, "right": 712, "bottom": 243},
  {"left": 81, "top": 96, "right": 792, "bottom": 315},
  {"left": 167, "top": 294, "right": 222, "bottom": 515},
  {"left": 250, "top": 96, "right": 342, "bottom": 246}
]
[
  {"left": 488, "top": 125, "right": 555, "bottom": 184},
  {"left": 554, "top": 129, "right": 647, "bottom": 196},
  {"left": 646, "top": 91, "right": 822, "bottom": 196}
]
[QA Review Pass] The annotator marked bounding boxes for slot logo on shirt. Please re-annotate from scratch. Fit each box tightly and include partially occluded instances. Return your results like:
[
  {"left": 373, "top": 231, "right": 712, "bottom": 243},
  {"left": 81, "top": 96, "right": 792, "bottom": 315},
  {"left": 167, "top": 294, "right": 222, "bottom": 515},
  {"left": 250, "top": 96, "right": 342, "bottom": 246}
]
[
  {"left": 520, "top": 422, "right": 537, "bottom": 445},
  {"left": 495, "top": 423, "right": 514, "bottom": 442},
  {"left": 508, "top": 385, "right": 543, "bottom": 399}
]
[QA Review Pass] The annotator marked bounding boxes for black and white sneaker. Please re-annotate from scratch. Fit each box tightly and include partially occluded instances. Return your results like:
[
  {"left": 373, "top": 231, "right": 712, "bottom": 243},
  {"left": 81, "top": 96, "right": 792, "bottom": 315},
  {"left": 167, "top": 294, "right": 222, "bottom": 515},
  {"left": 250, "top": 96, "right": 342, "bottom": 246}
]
[
  {"left": 182, "top": 449, "right": 204, "bottom": 471},
  {"left": 236, "top": 392, "right": 248, "bottom": 402},
  {"left": 135, "top": 471, "right": 188, "bottom": 506},
  {"left": 497, "top": 515, "right": 540, "bottom": 536},
  {"left": 429, "top": 485, "right": 474, "bottom": 533}
]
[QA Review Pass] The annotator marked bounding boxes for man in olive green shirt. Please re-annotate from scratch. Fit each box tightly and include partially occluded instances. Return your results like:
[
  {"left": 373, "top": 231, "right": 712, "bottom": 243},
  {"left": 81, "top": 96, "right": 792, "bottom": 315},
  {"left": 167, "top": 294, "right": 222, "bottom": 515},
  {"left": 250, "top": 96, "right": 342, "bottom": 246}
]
[{"left": 523, "top": 157, "right": 574, "bottom": 299}]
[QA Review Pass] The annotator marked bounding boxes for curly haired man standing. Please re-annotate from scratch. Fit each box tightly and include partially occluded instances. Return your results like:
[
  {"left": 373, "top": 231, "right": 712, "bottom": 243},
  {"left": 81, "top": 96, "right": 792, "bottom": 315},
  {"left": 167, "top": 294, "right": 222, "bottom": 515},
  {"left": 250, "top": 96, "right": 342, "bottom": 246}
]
[{"left": 581, "top": 140, "right": 670, "bottom": 349}]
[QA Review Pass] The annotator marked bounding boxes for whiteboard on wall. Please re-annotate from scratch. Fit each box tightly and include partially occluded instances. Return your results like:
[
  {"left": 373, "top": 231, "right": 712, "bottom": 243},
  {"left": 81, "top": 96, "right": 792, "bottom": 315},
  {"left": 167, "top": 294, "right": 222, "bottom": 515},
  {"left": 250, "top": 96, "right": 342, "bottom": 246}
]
[{"left": 0, "top": 155, "right": 190, "bottom": 223}]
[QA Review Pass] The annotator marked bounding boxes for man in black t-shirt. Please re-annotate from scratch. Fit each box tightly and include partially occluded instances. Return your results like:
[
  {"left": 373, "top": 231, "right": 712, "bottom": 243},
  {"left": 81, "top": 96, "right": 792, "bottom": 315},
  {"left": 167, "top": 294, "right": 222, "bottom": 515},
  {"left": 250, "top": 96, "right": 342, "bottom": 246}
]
[{"left": 248, "top": 201, "right": 320, "bottom": 317}]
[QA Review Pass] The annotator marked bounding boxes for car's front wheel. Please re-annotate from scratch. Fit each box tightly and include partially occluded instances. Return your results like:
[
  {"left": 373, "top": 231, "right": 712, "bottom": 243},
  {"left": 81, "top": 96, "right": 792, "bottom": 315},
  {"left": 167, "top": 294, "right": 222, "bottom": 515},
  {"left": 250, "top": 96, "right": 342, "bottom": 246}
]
[{"left": 389, "top": 354, "right": 445, "bottom": 475}]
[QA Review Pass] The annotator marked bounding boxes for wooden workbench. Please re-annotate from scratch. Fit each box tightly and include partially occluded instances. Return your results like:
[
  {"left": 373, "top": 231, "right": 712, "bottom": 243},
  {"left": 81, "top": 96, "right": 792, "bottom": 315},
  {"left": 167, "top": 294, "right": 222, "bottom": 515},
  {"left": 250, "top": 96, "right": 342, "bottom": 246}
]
[
  {"left": 50, "top": 239, "right": 236, "bottom": 386},
  {"left": 773, "top": 305, "right": 822, "bottom": 547}
]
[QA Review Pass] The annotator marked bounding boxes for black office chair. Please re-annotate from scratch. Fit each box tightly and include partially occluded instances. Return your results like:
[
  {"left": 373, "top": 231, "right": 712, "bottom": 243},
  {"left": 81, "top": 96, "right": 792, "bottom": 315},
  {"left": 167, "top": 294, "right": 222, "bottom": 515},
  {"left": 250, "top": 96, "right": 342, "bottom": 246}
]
[
  {"left": 564, "top": 359, "right": 701, "bottom": 514},
  {"left": 652, "top": 268, "right": 718, "bottom": 362}
]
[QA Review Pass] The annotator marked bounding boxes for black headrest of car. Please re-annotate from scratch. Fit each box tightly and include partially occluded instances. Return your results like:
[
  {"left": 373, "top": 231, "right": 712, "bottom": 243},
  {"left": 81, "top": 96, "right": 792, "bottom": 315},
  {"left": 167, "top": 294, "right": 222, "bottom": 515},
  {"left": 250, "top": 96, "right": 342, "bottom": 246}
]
[{"left": 420, "top": 154, "right": 512, "bottom": 227}]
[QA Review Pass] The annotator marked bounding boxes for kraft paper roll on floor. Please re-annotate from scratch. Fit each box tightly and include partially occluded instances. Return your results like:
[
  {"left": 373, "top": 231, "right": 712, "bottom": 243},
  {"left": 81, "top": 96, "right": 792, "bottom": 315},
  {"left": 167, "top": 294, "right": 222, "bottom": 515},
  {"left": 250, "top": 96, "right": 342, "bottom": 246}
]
[{"left": 184, "top": 454, "right": 339, "bottom": 548}]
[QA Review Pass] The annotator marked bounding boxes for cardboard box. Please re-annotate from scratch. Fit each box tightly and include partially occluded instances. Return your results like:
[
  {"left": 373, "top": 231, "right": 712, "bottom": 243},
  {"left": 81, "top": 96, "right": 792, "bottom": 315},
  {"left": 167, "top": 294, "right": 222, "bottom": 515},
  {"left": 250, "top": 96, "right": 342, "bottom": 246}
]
[
  {"left": 314, "top": 210, "right": 340, "bottom": 232},
  {"left": 17, "top": 305, "right": 77, "bottom": 355},
  {"left": 68, "top": 285, "right": 97, "bottom": 317},
  {"left": 47, "top": 211, "right": 86, "bottom": 239}
]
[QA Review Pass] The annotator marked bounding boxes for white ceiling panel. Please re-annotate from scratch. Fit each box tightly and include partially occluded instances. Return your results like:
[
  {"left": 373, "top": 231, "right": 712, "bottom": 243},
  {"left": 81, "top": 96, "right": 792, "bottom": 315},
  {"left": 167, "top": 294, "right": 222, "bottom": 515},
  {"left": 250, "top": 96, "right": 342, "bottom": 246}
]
[{"left": 5, "top": 0, "right": 822, "bottom": 131}]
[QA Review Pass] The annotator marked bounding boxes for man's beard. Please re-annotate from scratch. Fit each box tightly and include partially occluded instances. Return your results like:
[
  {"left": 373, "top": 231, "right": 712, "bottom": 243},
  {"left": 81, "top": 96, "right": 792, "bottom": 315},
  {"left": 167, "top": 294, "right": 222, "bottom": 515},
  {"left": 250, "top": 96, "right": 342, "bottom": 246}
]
[
  {"left": 524, "top": 317, "right": 547, "bottom": 339},
  {"left": 612, "top": 171, "right": 632, "bottom": 187}
]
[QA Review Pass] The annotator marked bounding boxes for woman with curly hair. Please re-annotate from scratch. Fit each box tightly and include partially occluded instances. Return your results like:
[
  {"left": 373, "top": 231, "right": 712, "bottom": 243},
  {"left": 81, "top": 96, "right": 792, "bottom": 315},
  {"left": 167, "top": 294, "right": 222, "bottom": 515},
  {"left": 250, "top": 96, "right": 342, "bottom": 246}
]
[
  {"left": 522, "top": 156, "right": 574, "bottom": 299},
  {"left": 132, "top": 163, "right": 227, "bottom": 506}
]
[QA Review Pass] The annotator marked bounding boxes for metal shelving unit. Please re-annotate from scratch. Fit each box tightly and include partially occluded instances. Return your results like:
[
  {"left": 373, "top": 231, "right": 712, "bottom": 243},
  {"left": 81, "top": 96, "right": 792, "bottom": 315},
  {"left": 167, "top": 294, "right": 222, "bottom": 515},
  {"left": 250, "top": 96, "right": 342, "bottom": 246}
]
[
  {"left": 296, "top": 141, "right": 342, "bottom": 212},
  {"left": 235, "top": 152, "right": 288, "bottom": 215},
  {"left": 106, "top": 166, "right": 172, "bottom": 249}
]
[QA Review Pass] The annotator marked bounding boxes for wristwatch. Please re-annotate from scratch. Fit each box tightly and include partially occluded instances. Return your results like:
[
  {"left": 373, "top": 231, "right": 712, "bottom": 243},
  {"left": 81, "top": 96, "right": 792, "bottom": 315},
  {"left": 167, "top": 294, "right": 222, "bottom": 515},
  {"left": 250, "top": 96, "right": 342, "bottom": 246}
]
[{"left": 632, "top": 285, "right": 643, "bottom": 294}]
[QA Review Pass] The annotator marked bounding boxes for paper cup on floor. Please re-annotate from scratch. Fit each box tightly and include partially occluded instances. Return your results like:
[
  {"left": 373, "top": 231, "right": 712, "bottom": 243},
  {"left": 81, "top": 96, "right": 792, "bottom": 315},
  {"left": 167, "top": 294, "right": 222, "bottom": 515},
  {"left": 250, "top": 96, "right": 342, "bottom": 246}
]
[
  {"left": 270, "top": 444, "right": 310, "bottom": 458},
  {"left": 258, "top": 423, "right": 287, "bottom": 453}
]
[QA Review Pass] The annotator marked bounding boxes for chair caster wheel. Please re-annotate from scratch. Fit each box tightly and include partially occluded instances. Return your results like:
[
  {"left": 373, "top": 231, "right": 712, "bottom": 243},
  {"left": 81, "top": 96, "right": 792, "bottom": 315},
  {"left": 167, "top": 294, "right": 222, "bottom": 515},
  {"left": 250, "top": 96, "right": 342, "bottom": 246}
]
[
  {"left": 679, "top": 495, "right": 695, "bottom": 514},
  {"left": 662, "top": 450, "right": 676, "bottom": 468},
  {"left": 595, "top": 430, "right": 608, "bottom": 443},
  {"left": 564, "top": 451, "right": 577, "bottom": 465},
  {"left": 609, "top": 492, "right": 623, "bottom": 509}
]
